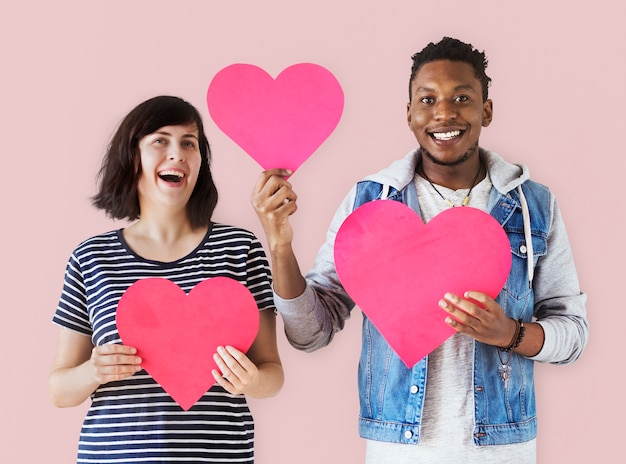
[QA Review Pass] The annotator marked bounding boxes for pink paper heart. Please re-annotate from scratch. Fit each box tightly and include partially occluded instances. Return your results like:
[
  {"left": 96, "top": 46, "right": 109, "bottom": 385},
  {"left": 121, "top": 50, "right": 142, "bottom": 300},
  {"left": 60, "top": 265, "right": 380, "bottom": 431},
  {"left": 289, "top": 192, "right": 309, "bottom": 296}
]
[
  {"left": 206, "top": 63, "right": 344, "bottom": 173},
  {"left": 334, "top": 201, "right": 512, "bottom": 367},
  {"left": 116, "top": 277, "right": 260, "bottom": 410}
]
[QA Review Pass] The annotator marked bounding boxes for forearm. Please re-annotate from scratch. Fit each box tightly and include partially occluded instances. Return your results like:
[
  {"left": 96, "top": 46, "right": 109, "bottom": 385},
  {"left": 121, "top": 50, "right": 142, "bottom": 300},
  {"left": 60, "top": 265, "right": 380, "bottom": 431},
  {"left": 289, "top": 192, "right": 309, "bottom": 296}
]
[
  {"left": 530, "top": 310, "right": 588, "bottom": 364},
  {"left": 50, "top": 331, "right": 142, "bottom": 408},
  {"left": 49, "top": 362, "right": 100, "bottom": 408},
  {"left": 269, "top": 242, "right": 306, "bottom": 299},
  {"left": 512, "top": 321, "right": 544, "bottom": 358},
  {"left": 270, "top": 239, "right": 353, "bottom": 350}
]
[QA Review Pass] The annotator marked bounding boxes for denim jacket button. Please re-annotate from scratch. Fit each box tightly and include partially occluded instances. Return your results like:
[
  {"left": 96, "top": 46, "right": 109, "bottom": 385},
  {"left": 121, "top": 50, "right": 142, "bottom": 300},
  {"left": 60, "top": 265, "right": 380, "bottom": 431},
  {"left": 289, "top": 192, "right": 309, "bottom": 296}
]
[
  {"left": 404, "top": 430, "right": 413, "bottom": 439},
  {"left": 410, "top": 385, "right": 419, "bottom": 394},
  {"left": 520, "top": 244, "right": 527, "bottom": 254}
]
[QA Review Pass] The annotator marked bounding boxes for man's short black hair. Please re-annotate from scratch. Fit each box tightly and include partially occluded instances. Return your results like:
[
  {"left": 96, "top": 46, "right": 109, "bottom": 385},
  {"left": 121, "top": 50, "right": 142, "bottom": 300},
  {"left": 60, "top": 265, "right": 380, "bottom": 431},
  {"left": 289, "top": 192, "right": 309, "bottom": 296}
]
[{"left": 409, "top": 37, "right": 491, "bottom": 102}]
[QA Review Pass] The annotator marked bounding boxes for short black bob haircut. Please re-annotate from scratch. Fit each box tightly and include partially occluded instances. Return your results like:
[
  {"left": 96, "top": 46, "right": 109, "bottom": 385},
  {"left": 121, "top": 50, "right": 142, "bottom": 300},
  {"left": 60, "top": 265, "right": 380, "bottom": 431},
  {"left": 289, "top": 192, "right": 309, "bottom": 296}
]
[
  {"left": 92, "top": 96, "right": 218, "bottom": 229},
  {"left": 409, "top": 37, "right": 492, "bottom": 102}
]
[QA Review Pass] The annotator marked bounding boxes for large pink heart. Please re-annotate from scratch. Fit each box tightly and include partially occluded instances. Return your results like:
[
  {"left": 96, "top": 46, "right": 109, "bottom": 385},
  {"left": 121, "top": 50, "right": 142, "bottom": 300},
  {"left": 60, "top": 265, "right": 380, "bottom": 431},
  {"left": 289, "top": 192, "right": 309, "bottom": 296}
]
[
  {"left": 116, "top": 277, "right": 259, "bottom": 410},
  {"left": 334, "top": 201, "right": 512, "bottom": 367},
  {"left": 206, "top": 63, "right": 344, "bottom": 173}
]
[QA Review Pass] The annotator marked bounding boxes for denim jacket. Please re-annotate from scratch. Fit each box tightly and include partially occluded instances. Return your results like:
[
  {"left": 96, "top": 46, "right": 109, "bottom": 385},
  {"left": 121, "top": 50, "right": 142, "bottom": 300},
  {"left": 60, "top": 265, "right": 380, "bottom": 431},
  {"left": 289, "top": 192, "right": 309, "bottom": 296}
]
[{"left": 274, "top": 149, "right": 588, "bottom": 446}]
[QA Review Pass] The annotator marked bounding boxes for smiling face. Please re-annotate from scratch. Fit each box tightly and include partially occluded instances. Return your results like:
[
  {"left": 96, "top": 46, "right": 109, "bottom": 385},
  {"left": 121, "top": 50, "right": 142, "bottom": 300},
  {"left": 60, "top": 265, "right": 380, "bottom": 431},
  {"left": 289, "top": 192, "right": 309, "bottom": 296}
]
[
  {"left": 407, "top": 59, "right": 493, "bottom": 167},
  {"left": 136, "top": 123, "right": 202, "bottom": 212}
]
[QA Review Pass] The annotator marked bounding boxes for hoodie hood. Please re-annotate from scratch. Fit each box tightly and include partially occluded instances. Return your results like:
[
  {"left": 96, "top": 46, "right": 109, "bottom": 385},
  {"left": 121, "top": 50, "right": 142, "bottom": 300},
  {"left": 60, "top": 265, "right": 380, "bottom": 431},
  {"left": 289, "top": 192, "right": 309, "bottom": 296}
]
[
  {"left": 362, "top": 147, "right": 535, "bottom": 285},
  {"left": 364, "top": 148, "right": 530, "bottom": 195}
]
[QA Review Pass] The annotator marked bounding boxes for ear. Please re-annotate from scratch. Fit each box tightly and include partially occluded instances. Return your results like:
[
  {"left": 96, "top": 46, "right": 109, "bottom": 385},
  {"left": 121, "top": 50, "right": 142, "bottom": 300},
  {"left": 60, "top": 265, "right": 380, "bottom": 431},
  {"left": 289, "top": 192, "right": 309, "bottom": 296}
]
[
  {"left": 482, "top": 99, "right": 493, "bottom": 127},
  {"left": 406, "top": 102, "right": 412, "bottom": 126}
]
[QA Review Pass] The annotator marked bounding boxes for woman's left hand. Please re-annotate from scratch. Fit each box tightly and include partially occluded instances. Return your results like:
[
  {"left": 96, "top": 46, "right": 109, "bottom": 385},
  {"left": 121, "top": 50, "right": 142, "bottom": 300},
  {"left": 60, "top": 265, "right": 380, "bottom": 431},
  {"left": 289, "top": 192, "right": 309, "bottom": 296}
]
[
  {"left": 212, "top": 346, "right": 260, "bottom": 395},
  {"left": 439, "top": 290, "right": 517, "bottom": 348}
]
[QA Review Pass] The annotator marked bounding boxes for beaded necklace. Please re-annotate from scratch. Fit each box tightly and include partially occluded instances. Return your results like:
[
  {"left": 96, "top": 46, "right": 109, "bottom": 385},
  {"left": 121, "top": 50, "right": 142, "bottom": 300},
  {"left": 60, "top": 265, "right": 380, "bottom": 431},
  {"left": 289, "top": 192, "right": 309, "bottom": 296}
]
[{"left": 417, "top": 159, "right": 483, "bottom": 207}]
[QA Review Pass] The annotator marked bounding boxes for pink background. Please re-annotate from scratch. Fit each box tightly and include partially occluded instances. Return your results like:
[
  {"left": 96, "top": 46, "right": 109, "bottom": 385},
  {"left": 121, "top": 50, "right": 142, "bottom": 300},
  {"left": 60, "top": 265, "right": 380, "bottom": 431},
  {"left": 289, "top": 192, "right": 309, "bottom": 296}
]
[{"left": 1, "top": 1, "right": 621, "bottom": 462}]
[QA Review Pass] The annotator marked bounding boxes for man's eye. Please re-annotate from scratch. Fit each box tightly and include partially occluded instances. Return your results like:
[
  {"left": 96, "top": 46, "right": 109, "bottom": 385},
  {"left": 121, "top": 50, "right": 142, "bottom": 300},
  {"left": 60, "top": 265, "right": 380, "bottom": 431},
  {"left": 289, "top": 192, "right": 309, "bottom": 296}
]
[
  {"left": 420, "top": 97, "right": 434, "bottom": 104},
  {"left": 455, "top": 95, "right": 469, "bottom": 102}
]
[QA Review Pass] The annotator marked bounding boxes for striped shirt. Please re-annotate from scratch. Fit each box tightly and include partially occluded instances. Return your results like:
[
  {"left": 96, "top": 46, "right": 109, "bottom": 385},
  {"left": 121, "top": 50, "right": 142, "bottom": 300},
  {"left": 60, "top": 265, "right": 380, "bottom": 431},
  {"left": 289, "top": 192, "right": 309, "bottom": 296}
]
[{"left": 53, "top": 223, "right": 275, "bottom": 463}]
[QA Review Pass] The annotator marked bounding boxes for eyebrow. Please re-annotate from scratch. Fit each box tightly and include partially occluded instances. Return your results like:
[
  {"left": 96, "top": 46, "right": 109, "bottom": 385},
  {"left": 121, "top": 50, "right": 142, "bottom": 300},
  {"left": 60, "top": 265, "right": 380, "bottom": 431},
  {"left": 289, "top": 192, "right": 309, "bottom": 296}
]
[
  {"left": 415, "top": 84, "right": 478, "bottom": 94},
  {"left": 153, "top": 130, "right": 199, "bottom": 140}
]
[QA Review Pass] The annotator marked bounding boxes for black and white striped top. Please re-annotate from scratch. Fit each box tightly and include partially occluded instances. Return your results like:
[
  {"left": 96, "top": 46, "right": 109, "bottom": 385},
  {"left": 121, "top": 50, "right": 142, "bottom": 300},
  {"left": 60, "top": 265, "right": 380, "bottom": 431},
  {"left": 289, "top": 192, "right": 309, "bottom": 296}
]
[{"left": 53, "top": 223, "right": 275, "bottom": 463}]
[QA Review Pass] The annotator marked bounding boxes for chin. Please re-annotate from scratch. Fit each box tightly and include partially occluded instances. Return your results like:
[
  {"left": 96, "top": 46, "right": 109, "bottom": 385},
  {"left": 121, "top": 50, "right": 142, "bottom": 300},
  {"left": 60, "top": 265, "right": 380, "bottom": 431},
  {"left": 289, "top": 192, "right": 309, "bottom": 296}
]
[{"left": 421, "top": 144, "right": 478, "bottom": 167}]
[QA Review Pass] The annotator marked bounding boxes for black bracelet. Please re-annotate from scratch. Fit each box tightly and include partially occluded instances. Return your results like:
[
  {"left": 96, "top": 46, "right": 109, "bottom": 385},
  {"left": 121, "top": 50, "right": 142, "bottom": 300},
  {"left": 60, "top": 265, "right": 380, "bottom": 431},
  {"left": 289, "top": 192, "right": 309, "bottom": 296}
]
[
  {"left": 500, "top": 319, "right": 525, "bottom": 352},
  {"left": 513, "top": 320, "right": 526, "bottom": 349}
]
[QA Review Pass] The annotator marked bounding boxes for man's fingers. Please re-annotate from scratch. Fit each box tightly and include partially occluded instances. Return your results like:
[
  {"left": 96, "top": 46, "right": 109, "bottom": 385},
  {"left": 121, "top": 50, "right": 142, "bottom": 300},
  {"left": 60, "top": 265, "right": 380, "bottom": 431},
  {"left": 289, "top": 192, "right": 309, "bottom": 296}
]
[{"left": 253, "top": 169, "right": 293, "bottom": 194}]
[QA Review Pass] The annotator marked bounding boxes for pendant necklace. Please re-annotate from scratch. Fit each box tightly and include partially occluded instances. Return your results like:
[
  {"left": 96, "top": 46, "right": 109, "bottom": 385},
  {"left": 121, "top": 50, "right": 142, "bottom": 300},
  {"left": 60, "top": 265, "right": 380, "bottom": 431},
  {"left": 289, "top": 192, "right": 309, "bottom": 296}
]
[{"left": 418, "top": 159, "right": 483, "bottom": 207}]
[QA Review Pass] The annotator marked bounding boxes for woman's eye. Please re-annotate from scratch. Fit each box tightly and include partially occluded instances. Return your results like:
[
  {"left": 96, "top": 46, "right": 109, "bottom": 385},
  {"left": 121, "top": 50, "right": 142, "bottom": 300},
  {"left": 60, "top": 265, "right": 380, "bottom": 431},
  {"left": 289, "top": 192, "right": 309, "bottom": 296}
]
[
  {"left": 455, "top": 95, "right": 469, "bottom": 103},
  {"left": 419, "top": 97, "right": 434, "bottom": 104}
]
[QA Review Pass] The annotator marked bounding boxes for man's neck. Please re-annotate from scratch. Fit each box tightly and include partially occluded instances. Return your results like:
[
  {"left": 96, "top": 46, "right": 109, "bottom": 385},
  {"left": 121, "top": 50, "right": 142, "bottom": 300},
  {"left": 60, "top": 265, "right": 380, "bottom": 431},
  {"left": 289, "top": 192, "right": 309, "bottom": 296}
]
[{"left": 417, "top": 150, "right": 484, "bottom": 190}]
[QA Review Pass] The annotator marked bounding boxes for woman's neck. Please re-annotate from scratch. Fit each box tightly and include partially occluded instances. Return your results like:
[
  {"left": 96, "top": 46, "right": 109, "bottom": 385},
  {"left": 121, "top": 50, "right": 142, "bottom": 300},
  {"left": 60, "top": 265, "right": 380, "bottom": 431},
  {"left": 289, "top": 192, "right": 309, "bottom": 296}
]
[{"left": 123, "top": 212, "right": 208, "bottom": 262}]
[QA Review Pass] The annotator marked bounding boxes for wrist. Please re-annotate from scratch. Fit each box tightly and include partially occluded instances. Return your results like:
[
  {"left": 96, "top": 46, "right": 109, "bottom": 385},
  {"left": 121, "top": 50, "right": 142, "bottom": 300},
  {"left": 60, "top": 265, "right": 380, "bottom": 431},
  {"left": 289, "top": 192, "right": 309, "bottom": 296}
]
[
  {"left": 268, "top": 240, "right": 295, "bottom": 260},
  {"left": 498, "top": 319, "right": 526, "bottom": 351}
]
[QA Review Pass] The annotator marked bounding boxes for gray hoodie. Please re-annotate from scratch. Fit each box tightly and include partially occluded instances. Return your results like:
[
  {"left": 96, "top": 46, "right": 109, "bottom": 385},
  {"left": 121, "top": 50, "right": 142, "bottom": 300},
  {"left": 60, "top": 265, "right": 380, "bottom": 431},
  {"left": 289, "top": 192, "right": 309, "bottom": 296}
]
[{"left": 274, "top": 148, "right": 588, "bottom": 365}]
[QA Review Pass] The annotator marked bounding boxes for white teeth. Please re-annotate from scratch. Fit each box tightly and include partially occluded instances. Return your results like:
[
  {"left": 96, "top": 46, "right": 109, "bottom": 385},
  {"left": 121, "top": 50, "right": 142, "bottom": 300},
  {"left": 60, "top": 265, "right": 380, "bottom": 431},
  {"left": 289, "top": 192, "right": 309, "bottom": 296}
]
[
  {"left": 432, "top": 130, "right": 461, "bottom": 140},
  {"left": 159, "top": 170, "right": 184, "bottom": 178}
]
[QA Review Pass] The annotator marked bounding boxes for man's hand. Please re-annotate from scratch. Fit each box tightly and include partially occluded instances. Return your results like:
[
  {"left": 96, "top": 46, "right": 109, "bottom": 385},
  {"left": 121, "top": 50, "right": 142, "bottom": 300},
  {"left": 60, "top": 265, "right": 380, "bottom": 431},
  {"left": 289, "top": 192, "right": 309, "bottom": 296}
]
[
  {"left": 251, "top": 169, "right": 297, "bottom": 251},
  {"left": 439, "top": 291, "right": 517, "bottom": 348}
]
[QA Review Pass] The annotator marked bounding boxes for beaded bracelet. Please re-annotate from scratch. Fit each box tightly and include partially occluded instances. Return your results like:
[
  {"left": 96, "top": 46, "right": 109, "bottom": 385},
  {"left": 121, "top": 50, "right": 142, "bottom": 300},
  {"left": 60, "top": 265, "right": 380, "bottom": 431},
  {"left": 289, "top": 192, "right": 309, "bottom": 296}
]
[{"left": 500, "top": 319, "right": 525, "bottom": 352}]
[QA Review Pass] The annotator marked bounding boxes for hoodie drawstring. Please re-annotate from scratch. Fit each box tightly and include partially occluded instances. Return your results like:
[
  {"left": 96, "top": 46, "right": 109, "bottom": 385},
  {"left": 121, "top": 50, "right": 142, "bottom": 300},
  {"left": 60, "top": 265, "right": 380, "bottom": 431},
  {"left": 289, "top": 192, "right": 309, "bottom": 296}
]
[{"left": 381, "top": 184, "right": 390, "bottom": 200}]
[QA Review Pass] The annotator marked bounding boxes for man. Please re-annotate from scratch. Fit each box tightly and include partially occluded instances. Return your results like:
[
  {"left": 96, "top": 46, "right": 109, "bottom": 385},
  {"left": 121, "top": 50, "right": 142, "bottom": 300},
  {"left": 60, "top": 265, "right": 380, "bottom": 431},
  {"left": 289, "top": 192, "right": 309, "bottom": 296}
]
[{"left": 251, "top": 37, "right": 588, "bottom": 463}]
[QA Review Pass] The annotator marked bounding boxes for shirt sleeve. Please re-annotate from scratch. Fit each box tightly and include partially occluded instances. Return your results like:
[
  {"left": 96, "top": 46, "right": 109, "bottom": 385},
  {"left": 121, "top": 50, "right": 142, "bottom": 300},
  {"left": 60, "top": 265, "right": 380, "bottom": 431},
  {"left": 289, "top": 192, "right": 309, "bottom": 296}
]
[
  {"left": 274, "top": 186, "right": 358, "bottom": 352},
  {"left": 52, "top": 253, "right": 92, "bottom": 336},
  {"left": 528, "top": 196, "right": 589, "bottom": 364},
  {"left": 246, "top": 235, "right": 277, "bottom": 312}
]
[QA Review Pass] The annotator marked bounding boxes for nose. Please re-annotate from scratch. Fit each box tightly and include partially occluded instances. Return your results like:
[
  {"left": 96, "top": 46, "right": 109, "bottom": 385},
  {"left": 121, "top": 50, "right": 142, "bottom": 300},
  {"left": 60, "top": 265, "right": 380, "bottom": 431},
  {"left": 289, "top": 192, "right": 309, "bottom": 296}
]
[
  {"left": 434, "top": 100, "right": 457, "bottom": 120},
  {"left": 168, "top": 145, "right": 186, "bottom": 162}
]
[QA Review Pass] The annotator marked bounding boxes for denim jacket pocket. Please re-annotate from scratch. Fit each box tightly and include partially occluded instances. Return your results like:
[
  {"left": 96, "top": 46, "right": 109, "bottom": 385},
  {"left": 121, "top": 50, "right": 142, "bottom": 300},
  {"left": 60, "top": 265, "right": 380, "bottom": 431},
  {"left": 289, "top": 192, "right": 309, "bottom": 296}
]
[{"left": 500, "top": 230, "right": 547, "bottom": 317}]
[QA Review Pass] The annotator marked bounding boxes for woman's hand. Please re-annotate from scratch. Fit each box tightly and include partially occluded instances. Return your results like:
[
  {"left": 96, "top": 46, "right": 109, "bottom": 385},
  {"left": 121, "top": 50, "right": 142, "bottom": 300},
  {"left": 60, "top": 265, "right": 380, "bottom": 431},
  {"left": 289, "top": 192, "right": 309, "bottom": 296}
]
[
  {"left": 211, "top": 310, "right": 284, "bottom": 398},
  {"left": 212, "top": 346, "right": 260, "bottom": 395},
  {"left": 49, "top": 328, "right": 142, "bottom": 408},
  {"left": 88, "top": 344, "right": 143, "bottom": 384}
]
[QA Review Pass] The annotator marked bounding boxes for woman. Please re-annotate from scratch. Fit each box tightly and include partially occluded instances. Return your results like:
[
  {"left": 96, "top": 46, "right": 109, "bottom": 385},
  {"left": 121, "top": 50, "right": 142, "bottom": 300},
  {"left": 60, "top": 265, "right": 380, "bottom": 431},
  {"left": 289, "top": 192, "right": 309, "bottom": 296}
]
[{"left": 49, "top": 95, "right": 283, "bottom": 463}]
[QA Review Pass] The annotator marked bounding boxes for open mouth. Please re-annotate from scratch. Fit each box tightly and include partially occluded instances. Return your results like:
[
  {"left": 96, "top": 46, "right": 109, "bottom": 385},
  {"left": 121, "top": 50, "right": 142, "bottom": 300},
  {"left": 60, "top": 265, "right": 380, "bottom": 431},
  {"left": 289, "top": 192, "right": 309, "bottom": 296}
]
[
  {"left": 158, "top": 170, "right": 185, "bottom": 183},
  {"left": 430, "top": 130, "right": 463, "bottom": 141}
]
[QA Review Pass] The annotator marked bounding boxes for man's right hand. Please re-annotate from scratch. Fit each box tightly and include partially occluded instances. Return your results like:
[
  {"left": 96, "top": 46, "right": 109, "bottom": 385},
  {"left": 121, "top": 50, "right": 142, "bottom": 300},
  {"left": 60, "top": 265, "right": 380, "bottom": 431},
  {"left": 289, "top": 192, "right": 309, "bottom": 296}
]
[
  {"left": 251, "top": 169, "right": 298, "bottom": 252},
  {"left": 251, "top": 168, "right": 307, "bottom": 299}
]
